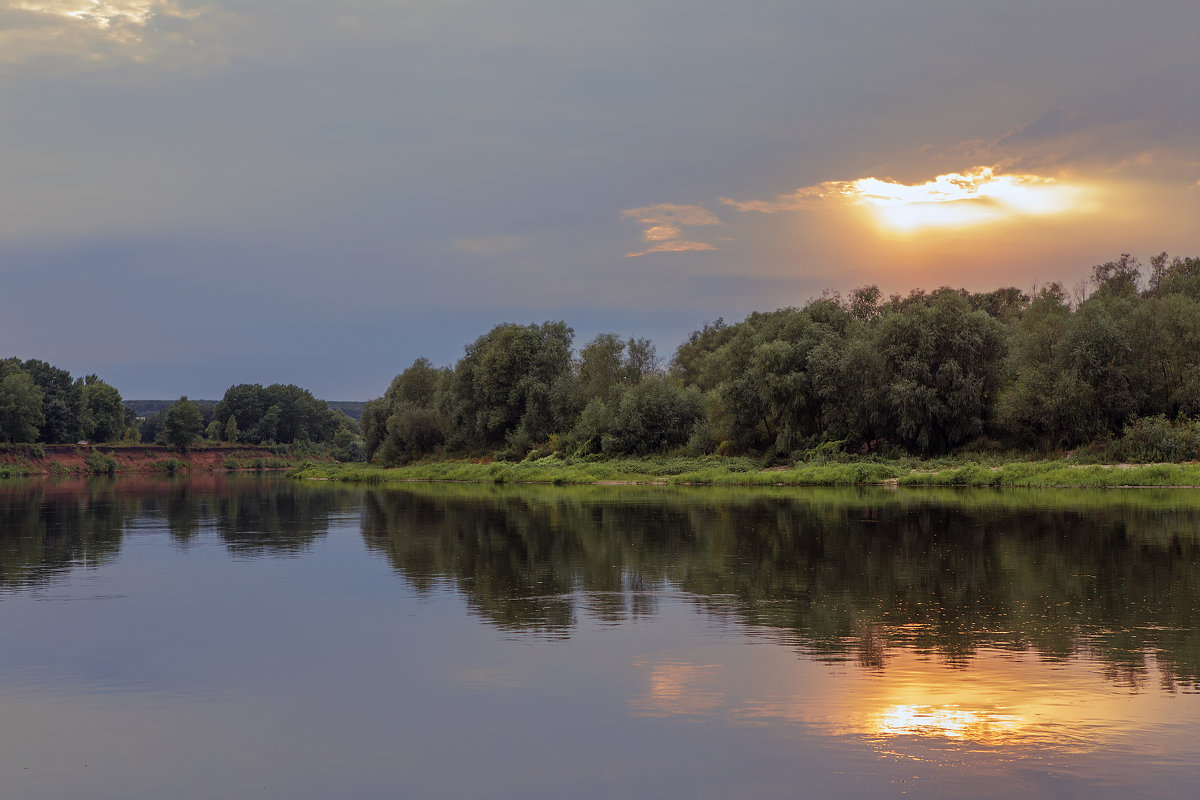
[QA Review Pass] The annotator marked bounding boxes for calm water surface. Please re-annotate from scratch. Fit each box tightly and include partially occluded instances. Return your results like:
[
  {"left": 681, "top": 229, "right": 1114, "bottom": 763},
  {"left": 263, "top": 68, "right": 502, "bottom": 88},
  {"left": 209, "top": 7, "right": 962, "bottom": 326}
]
[{"left": 1, "top": 475, "right": 1198, "bottom": 798}]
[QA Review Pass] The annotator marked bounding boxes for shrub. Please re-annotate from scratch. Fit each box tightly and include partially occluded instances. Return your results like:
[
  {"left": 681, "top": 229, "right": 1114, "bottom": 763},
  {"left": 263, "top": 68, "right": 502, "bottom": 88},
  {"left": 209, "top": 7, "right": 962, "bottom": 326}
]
[
  {"left": 153, "top": 458, "right": 189, "bottom": 475},
  {"left": 85, "top": 452, "right": 118, "bottom": 475},
  {"left": 1113, "top": 415, "right": 1200, "bottom": 462}
]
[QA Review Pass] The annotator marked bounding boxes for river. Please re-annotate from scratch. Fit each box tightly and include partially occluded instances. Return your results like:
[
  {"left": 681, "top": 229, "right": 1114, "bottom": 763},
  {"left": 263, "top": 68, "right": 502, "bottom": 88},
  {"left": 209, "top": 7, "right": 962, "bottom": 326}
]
[{"left": 1, "top": 475, "right": 1197, "bottom": 798}]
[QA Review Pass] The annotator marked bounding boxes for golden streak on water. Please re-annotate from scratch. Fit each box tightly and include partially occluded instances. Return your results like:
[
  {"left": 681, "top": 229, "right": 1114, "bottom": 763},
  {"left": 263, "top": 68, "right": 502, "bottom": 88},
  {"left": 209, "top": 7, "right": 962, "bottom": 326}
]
[{"left": 874, "top": 704, "right": 1026, "bottom": 743}]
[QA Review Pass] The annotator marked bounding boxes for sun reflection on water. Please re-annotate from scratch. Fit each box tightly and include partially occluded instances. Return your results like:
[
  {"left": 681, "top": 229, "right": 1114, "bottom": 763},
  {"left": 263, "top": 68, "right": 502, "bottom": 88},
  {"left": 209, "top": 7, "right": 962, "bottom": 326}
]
[
  {"left": 873, "top": 704, "right": 1025, "bottom": 743},
  {"left": 629, "top": 643, "right": 1189, "bottom": 765}
]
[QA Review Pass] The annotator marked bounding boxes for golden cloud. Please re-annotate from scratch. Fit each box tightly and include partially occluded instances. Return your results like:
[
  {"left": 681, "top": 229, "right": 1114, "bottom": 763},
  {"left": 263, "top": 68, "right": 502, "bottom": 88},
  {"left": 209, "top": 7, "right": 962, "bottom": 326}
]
[
  {"left": 621, "top": 203, "right": 722, "bottom": 257},
  {"left": 723, "top": 167, "right": 1086, "bottom": 233},
  {"left": 1, "top": 0, "right": 207, "bottom": 64}
]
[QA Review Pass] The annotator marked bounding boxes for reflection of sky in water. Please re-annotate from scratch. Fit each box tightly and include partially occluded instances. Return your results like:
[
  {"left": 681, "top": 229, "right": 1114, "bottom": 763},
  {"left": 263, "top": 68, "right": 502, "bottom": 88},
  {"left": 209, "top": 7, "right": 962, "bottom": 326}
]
[
  {"left": 2, "top": 482, "right": 1200, "bottom": 799},
  {"left": 631, "top": 638, "right": 1193, "bottom": 750},
  {"left": 623, "top": 612, "right": 1200, "bottom": 798}
]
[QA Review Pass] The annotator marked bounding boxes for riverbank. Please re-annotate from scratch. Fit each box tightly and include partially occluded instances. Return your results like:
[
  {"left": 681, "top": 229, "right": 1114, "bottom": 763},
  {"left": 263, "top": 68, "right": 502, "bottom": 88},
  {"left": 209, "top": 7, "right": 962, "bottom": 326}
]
[
  {"left": 288, "top": 455, "right": 1200, "bottom": 488},
  {"left": 0, "top": 443, "right": 310, "bottom": 477}
]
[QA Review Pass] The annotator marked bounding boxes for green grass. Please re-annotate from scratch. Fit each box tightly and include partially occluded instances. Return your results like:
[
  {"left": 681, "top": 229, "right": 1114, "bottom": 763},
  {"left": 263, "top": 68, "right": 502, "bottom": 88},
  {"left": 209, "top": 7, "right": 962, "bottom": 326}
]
[
  {"left": 290, "top": 454, "right": 1200, "bottom": 488},
  {"left": 897, "top": 460, "right": 1200, "bottom": 488}
]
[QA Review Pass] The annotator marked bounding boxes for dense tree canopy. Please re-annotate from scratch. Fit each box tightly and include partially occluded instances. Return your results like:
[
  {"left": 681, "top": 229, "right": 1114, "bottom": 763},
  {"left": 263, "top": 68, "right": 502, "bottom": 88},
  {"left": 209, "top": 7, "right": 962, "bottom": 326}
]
[
  {"left": 0, "top": 368, "right": 45, "bottom": 444},
  {"left": 355, "top": 251, "right": 1200, "bottom": 465},
  {"left": 11, "top": 251, "right": 1200, "bottom": 463},
  {"left": 0, "top": 358, "right": 129, "bottom": 444},
  {"left": 212, "top": 383, "right": 349, "bottom": 445}
]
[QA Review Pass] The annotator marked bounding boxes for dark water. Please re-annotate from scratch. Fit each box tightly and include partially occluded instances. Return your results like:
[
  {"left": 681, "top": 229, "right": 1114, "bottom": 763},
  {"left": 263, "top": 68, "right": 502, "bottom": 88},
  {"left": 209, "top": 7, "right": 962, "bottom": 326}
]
[{"left": 2, "top": 476, "right": 1199, "bottom": 799}]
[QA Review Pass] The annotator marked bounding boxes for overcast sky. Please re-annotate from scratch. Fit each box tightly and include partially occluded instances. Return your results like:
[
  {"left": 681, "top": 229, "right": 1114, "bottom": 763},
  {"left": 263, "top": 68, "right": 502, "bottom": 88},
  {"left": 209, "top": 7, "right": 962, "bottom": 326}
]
[{"left": 2, "top": 0, "right": 1197, "bottom": 399}]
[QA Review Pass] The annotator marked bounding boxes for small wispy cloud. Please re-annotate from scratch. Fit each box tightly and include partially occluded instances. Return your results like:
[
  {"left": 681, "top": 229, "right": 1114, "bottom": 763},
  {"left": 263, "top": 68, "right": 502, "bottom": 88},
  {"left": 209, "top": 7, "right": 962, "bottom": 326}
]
[
  {"left": 719, "top": 184, "right": 842, "bottom": 214},
  {"left": 621, "top": 203, "right": 722, "bottom": 258},
  {"left": 950, "top": 107, "right": 1199, "bottom": 177}
]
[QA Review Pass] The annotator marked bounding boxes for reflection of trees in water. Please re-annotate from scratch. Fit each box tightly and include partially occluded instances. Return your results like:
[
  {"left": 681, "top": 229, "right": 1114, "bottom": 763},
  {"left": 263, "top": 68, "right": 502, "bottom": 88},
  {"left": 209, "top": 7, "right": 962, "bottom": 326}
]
[
  {"left": 362, "top": 486, "right": 1200, "bottom": 688},
  {"left": 134, "top": 478, "right": 360, "bottom": 556},
  {"left": 0, "top": 477, "right": 361, "bottom": 591},
  {"left": 0, "top": 480, "right": 126, "bottom": 591},
  {"left": 360, "top": 488, "right": 703, "bottom": 633}
]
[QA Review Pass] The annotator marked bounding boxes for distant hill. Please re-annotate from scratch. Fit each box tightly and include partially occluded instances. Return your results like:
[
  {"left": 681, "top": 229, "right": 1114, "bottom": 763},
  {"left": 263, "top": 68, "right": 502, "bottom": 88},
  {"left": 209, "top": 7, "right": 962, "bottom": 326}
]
[
  {"left": 124, "top": 400, "right": 219, "bottom": 418},
  {"left": 124, "top": 399, "right": 365, "bottom": 420},
  {"left": 324, "top": 401, "right": 366, "bottom": 420}
]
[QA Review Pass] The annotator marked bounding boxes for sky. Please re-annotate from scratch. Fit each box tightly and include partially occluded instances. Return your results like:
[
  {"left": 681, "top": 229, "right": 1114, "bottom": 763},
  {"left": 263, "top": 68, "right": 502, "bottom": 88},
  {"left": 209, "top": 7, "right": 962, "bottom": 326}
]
[{"left": 1, "top": 1, "right": 1198, "bottom": 400}]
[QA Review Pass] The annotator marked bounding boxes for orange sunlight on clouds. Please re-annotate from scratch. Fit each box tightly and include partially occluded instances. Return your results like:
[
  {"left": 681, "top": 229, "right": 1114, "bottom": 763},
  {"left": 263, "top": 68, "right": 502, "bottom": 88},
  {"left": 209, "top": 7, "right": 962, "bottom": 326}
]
[
  {"left": 846, "top": 168, "right": 1084, "bottom": 233},
  {"left": 723, "top": 166, "right": 1090, "bottom": 234}
]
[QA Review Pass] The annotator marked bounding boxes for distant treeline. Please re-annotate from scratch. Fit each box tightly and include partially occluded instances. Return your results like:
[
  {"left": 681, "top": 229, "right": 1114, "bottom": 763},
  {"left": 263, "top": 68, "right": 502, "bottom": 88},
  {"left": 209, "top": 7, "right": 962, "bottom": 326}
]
[
  {"left": 0, "top": 359, "right": 360, "bottom": 457},
  {"left": 125, "top": 399, "right": 364, "bottom": 420},
  {"left": 140, "top": 385, "right": 361, "bottom": 457},
  {"left": 362, "top": 252, "right": 1200, "bottom": 464}
]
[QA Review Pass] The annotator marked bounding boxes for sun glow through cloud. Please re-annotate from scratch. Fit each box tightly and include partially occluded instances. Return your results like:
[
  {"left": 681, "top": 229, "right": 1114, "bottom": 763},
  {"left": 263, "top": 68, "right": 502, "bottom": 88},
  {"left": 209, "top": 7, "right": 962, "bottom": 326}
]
[
  {"left": 846, "top": 168, "right": 1081, "bottom": 233},
  {"left": 722, "top": 166, "right": 1087, "bottom": 235}
]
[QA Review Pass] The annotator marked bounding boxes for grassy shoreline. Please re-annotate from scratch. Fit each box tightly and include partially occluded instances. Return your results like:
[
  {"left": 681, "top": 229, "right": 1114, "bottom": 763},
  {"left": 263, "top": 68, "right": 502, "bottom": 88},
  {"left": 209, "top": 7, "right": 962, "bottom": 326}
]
[{"left": 288, "top": 455, "right": 1200, "bottom": 489}]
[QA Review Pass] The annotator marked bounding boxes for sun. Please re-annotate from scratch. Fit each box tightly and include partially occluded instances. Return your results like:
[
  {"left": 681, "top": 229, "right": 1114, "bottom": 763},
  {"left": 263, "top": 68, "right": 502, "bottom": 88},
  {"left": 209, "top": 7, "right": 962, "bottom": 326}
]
[{"left": 842, "top": 167, "right": 1082, "bottom": 233}]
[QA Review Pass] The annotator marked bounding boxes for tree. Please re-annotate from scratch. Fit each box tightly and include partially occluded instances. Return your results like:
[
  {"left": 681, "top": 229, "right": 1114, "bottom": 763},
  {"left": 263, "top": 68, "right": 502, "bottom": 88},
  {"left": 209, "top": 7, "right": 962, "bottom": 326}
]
[
  {"left": 214, "top": 385, "right": 268, "bottom": 438},
  {"left": 623, "top": 337, "right": 661, "bottom": 383},
  {"left": 564, "top": 396, "right": 612, "bottom": 455},
  {"left": 164, "top": 397, "right": 203, "bottom": 452},
  {"left": 1090, "top": 253, "right": 1142, "bottom": 299},
  {"left": 138, "top": 411, "right": 166, "bottom": 445},
  {"left": 575, "top": 333, "right": 625, "bottom": 407},
  {"left": 602, "top": 376, "right": 703, "bottom": 455},
  {"left": 362, "top": 358, "right": 450, "bottom": 463},
  {"left": 214, "top": 383, "right": 341, "bottom": 444},
  {"left": 671, "top": 318, "right": 734, "bottom": 389},
  {"left": 22, "top": 359, "right": 82, "bottom": 443},
  {"left": 872, "top": 290, "right": 1007, "bottom": 453},
  {"left": 450, "top": 321, "right": 574, "bottom": 449},
  {"left": 80, "top": 375, "right": 126, "bottom": 442},
  {"left": 994, "top": 284, "right": 1073, "bottom": 444},
  {"left": 0, "top": 370, "right": 45, "bottom": 443},
  {"left": 252, "top": 404, "right": 282, "bottom": 443}
]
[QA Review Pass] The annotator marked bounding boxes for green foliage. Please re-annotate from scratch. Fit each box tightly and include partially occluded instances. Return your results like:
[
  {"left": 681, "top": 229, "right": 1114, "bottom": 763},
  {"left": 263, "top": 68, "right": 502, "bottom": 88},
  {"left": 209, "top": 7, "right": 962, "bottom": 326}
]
[
  {"left": 85, "top": 451, "right": 119, "bottom": 475},
  {"left": 20, "top": 359, "right": 83, "bottom": 444},
  {"left": 1091, "top": 253, "right": 1143, "bottom": 299},
  {"left": 153, "top": 457, "right": 189, "bottom": 475},
  {"left": 362, "top": 358, "right": 449, "bottom": 464},
  {"left": 873, "top": 290, "right": 1007, "bottom": 453},
  {"left": 0, "top": 369, "right": 45, "bottom": 443},
  {"left": 138, "top": 411, "right": 166, "bottom": 444},
  {"left": 224, "top": 415, "right": 240, "bottom": 443},
  {"left": 602, "top": 377, "right": 703, "bottom": 456},
  {"left": 564, "top": 396, "right": 612, "bottom": 455},
  {"left": 213, "top": 383, "right": 342, "bottom": 445},
  {"left": 331, "top": 430, "right": 364, "bottom": 462},
  {"left": 164, "top": 397, "right": 203, "bottom": 452},
  {"left": 1148, "top": 253, "right": 1200, "bottom": 300},
  {"left": 80, "top": 375, "right": 126, "bottom": 442},
  {"left": 353, "top": 250, "right": 1200, "bottom": 463},
  {"left": 1112, "top": 415, "right": 1200, "bottom": 463},
  {"left": 449, "top": 321, "right": 575, "bottom": 449}
]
